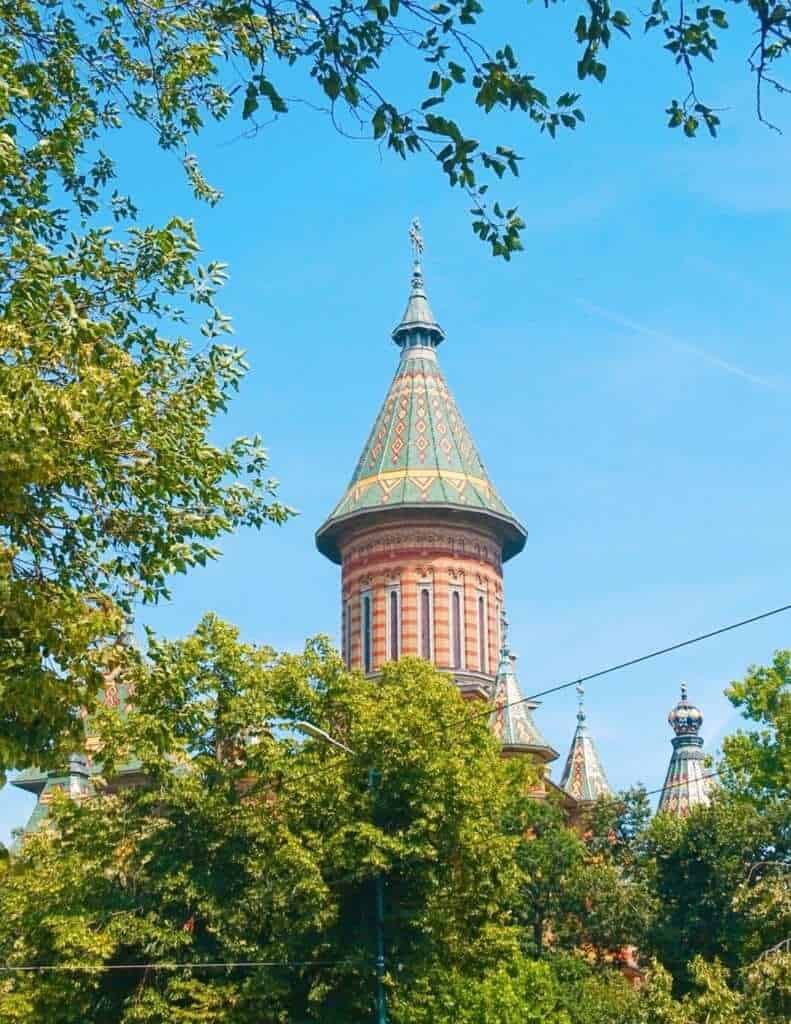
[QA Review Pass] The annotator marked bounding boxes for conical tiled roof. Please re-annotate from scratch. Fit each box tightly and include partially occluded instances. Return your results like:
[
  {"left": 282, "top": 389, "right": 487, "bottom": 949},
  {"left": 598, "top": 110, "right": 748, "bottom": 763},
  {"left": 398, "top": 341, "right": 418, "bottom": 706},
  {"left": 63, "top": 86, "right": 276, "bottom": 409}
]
[
  {"left": 490, "top": 646, "right": 557, "bottom": 762},
  {"left": 560, "top": 684, "right": 613, "bottom": 802},
  {"left": 657, "top": 683, "right": 714, "bottom": 816},
  {"left": 316, "top": 255, "right": 526, "bottom": 563}
]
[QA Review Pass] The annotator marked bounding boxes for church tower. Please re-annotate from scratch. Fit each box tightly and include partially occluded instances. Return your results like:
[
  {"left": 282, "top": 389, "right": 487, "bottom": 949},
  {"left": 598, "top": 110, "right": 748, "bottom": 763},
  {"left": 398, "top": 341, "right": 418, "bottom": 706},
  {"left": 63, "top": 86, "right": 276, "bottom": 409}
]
[
  {"left": 657, "top": 682, "right": 714, "bottom": 816},
  {"left": 316, "top": 224, "right": 527, "bottom": 700}
]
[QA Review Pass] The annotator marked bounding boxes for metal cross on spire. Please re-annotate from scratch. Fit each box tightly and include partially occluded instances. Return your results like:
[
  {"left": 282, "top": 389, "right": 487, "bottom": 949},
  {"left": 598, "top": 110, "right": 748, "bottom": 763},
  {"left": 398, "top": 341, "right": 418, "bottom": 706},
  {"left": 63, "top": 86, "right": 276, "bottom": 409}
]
[
  {"left": 409, "top": 217, "right": 424, "bottom": 261},
  {"left": 576, "top": 681, "right": 586, "bottom": 721}
]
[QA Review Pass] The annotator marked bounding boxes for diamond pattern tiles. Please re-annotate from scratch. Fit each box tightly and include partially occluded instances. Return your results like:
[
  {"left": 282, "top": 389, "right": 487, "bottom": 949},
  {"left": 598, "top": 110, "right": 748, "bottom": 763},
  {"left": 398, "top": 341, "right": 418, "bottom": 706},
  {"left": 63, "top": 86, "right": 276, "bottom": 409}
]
[
  {"left": 559, "top": 716, "right": 613, "bottom": 803},
  {"left": 656, "top": 737, "right": 713, "bottom": 817},
  {"left": 326, "top": 348, "right": 514, "bottom": 522}
]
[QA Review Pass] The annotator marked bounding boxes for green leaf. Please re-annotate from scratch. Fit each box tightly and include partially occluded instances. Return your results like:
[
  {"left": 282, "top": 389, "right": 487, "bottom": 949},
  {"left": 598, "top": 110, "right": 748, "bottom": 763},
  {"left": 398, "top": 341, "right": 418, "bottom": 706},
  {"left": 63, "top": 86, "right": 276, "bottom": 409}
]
[{"left": 242, "top": 82, "right": 259, "bottom": 120}]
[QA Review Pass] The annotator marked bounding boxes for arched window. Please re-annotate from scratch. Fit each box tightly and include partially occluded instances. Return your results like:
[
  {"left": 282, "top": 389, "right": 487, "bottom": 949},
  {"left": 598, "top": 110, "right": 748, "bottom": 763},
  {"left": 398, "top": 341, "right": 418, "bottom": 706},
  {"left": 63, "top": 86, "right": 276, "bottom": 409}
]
[
  {"left": 344, "top": 601, "right": 352, "bottom": 669},
  {"left": 362, "top": 594, "right": 372, "bottom": 673},
  {"left": 389, "top": 589, "right": 399, "bottom": 661},
  {"left": 420, "top": 588, "right": 432, "bottom": 661},
  {"left": 451, "top": 590, "right": 462, "bottom": 669},
  {"left": 478, "top": 595, "right": 487, "bottom": 673}
]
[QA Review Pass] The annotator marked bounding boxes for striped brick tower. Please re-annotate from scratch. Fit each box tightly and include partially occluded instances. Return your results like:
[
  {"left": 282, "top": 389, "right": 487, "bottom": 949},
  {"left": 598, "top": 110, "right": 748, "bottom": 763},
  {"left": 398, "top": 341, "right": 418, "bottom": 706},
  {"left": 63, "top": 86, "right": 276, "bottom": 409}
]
[{"left": 316, "top": 222, "right": 528, "bottom": 703}]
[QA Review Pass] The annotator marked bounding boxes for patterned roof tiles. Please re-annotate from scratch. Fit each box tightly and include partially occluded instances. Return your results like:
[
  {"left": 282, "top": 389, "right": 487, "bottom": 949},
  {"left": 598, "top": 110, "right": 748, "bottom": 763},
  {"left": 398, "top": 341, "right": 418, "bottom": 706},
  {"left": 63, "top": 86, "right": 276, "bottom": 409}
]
[
  {"left": 316, "top": 262, "right": 526, "bottom": 563},
  {"left": 559, "top": 686, "right": 613, "bottom": 803},
  {"left": 657, "top": 683, "right": 715, "bottom": 816}
]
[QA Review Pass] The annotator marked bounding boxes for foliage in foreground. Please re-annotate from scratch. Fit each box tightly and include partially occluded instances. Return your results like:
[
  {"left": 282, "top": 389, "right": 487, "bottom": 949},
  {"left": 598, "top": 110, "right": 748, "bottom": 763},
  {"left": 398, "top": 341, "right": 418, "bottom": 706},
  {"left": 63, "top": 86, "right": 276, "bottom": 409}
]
[
  {"left": 0, "top": 627, "right": 788, "bottom": 1022},
  {"left": 4, "top": 0, "right": 791, "bottom": 267},
  {"left": 0, "top": 624, "right": 523, "bottom": 1022},
  {"left": 1, "top": 0, "right": 293, "bottom": 773}
]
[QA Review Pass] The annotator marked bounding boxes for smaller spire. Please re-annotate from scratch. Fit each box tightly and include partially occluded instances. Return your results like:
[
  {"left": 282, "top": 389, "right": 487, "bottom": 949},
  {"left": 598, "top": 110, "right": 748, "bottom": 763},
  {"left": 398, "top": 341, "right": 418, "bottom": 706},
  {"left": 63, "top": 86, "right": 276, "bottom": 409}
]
[
  {"left": 490, "top": 614, "right": 557, "bottom": 763},
  {"left": 657, "top": 682, "right": 713, "bottom": 816},
  {"left": 560, "top": 683, "right": 613, "bottom": 803},
  {"left": 392, "top": 218, "right": 445, "bottom": 348}
]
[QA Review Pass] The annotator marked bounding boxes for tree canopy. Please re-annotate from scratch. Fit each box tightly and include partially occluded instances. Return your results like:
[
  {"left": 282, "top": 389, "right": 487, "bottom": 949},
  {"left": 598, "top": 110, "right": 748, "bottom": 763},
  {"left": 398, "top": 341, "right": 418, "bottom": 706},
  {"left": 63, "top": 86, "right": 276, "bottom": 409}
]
[{"left": 0, "top": 624, "right": 527, "bottom": 1022}]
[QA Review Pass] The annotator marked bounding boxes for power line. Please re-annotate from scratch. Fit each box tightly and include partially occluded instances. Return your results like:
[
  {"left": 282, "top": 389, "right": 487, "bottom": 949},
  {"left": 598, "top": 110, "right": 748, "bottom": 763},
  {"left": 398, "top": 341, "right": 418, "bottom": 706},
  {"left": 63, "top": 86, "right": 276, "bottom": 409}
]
[
  {"left": 283, "top": 600, "right": 791, "bottom": 786},
  {"left": 469, "top": 600, "right": 791, "bottom": 729},
  {"left": 642, "top": 768, "right": 723, "bottom": 799},
  {"left": 0, "top": 958, "right": 367, "bottom": 973}
]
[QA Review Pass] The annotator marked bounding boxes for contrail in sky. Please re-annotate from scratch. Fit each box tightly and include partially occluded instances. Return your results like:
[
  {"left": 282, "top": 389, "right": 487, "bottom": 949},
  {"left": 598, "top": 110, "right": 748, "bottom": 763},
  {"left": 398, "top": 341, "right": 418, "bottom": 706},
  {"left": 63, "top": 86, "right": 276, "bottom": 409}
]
[{"left": 578, "top": 300, "right": 784, "bottom": 392}]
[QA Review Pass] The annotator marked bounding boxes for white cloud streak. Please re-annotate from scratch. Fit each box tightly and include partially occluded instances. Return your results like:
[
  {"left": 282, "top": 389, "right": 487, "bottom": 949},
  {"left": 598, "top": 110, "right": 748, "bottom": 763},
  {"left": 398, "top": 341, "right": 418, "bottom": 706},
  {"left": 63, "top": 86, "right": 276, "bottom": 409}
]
[{"left": 578, "top": 300, "right": 785, "bottom": 392}]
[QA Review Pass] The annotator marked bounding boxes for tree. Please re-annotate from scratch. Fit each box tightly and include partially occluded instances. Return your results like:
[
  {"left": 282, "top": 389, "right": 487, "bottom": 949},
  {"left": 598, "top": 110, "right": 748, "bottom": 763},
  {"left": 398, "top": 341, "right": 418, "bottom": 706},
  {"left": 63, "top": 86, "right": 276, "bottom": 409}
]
[
  {"left": 1, "top": 1, "right": 293, "bottom": 773},
  {"left": 0, "top": 623, "right": 524, "bottom": 1023},
  {"left": 638, "top": 652, "right": 790, "bottom": 997},
  {"left": 503, "top": 786, "right": 653, "bottom": 959},
  {"left": 722, "top": 649, "right": 790, "bottom": 816},
  {"left": 642, "top": 796, "right": 773, "bottom": 986},
  {"left": 394, "top": 954, "right": 571, "bottom": 1024},
  {"left": 3, "top": 1, "right": 791, "bottom": 266},
  {"left": 0, "top": 229, "right": 291, "bottom": 774},
  {"left": 721, "top": 650, "right": 791, "bottom": 973}
]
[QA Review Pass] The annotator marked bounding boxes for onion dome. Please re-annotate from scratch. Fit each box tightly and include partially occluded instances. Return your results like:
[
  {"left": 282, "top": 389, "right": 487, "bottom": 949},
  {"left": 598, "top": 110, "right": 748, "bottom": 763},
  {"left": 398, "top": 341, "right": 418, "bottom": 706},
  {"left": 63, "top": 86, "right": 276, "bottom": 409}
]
[
  {"left": 560, "top": 684, "right": 613, "bottom": 803},
  {"left": 657, "top": 682, "right": 714, "bottom": 817},
  {"left": 490, "top": 619, "right": 557, "bottom": 763},
  {"left": 315, "top": 220, "right": 526, "bottom": 564},
  {"left": 667, "top": 681, "right": 704, "bottom": 736}
]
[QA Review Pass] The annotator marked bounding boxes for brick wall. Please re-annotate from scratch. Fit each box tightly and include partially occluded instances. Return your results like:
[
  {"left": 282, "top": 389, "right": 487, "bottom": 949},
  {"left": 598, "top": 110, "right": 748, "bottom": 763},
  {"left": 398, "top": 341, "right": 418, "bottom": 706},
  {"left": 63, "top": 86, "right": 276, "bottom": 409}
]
[{"left": 337, "top": 517, "right": 505, "bottom": 678}]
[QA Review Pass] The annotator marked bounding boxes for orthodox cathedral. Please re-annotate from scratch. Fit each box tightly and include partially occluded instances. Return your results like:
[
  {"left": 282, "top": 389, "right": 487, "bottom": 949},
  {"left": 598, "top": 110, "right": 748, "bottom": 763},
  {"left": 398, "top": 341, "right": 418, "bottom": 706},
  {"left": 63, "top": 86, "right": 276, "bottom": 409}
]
[{"left": 13, "top": 226, "right": 714, "bottom": 833}]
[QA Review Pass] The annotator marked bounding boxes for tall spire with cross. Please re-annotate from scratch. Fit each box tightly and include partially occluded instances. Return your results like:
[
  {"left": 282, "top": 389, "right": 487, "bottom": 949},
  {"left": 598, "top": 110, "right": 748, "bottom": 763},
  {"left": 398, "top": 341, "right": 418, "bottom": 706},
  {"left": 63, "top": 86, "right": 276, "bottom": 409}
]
[
  {"left": 391, "top": 217, "right": 445, "bottom": 348},
  {"left": 559, "top": 680, "right": 613, "bottom": 803},
  {"left": 316, "top": 221, "right": 526, "bottom": 569}
]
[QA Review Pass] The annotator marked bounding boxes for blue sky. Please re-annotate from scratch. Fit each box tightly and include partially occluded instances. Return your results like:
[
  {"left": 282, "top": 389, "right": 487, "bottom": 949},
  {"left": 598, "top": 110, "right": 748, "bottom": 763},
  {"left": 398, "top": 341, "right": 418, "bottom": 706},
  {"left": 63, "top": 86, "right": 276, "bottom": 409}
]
[{"left": 3, "top": 9, "right": 790, "bottom": 841}]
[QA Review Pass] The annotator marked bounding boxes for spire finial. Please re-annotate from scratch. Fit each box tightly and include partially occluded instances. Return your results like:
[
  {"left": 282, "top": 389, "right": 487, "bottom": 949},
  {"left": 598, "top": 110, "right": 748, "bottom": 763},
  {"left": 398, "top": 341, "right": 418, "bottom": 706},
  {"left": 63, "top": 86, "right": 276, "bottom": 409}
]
[
  {"left": 409, "top": 217, "right": 424, "bottom": 263},
  {"left": 576, "top": 681, "right": 586, "bottom": 723},
  {"left": 392, "top": 219, "right": 445, "bottom": 347},
  {"left": 668, "top": 682, "right": 703, "bottom": 736}
]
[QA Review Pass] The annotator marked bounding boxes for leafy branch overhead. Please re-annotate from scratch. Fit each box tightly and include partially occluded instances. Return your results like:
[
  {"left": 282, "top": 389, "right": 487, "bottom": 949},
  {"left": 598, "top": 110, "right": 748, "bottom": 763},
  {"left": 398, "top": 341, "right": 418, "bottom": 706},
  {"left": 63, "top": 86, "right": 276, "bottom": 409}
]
[{"left": 3, "top": 0, "right": 790, "bottom": 263}]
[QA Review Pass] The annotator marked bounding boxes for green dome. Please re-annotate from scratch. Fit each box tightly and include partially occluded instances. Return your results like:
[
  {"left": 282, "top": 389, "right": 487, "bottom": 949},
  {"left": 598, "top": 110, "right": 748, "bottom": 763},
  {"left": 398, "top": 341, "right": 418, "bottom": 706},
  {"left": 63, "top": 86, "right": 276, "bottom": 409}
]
[{"left": 316, "top": 260, "right": 526, "bottom": 563}]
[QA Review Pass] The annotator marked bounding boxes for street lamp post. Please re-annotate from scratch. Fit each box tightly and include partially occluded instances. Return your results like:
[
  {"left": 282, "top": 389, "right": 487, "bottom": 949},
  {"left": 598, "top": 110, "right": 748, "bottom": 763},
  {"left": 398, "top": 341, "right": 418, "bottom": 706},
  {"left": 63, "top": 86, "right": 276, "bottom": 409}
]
[{"left": 294, "top": 722, "right": 388, "bottom": 1024}]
